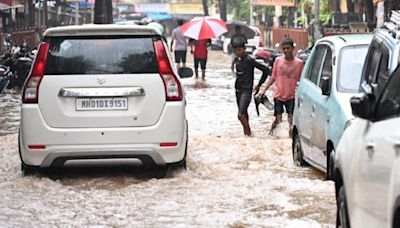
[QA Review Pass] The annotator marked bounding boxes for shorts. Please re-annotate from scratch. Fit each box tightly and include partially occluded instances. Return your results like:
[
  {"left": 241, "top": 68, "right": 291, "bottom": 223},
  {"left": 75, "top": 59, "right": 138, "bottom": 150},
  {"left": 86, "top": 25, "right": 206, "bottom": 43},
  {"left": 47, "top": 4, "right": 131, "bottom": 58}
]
[
  {"left": 194, "top": 58, "right": 207, "bottom": 70},
  {"left": 236, "top": 90, "right": 252, "bottom": 116},
  {"left": 174, "top": 50, "right": 187, "bottom": 64},
  {"left": 274, "top": 98, "right": 295, "bottom": 116}
]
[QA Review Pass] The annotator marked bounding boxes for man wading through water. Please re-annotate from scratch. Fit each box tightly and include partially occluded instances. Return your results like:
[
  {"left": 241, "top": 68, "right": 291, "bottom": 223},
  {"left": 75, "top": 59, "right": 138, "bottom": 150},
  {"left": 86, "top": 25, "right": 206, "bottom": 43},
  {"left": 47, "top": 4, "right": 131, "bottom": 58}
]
[
  {"left": 258, "top": 37, "right": 303, "bottom": 136},
  {"left": 233, "top": 40, "right": 269, "bottom": 136}
]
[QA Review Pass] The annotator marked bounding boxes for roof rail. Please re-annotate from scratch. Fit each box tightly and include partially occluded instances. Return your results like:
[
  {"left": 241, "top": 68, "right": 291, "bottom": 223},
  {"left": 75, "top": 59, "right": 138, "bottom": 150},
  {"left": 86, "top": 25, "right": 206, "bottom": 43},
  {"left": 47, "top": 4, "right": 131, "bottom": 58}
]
[{"left": 384, "top": 10, "right": 400, "bottom": 39}]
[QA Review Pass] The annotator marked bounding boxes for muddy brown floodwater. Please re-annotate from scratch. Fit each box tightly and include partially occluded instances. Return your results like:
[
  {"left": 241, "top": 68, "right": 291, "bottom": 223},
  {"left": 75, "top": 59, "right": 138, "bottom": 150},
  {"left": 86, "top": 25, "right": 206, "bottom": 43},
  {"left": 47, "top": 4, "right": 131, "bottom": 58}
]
[{"left": 0, "top": 50, "right": 336, "bottom": 227}]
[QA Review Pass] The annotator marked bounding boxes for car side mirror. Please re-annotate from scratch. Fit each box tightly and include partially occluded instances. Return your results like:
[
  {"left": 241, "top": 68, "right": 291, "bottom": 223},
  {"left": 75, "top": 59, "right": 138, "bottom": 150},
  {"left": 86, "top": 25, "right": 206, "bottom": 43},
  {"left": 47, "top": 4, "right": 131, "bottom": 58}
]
[
  {"left": 350, "top": 93, "right": 375, "bottom": 119},
  {"left": 178, "top": 67, "right": 193, "bottom": 78},
  {"left": 321, "top": 76, "right": 331, "bottom": 96}
]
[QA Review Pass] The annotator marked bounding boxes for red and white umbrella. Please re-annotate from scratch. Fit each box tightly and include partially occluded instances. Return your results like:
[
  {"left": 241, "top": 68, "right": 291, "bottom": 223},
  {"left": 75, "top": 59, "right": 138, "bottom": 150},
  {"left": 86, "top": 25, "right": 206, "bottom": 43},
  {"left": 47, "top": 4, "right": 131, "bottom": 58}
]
[{"left": 180, "top": 17, "right": 227, "bottom": 40}]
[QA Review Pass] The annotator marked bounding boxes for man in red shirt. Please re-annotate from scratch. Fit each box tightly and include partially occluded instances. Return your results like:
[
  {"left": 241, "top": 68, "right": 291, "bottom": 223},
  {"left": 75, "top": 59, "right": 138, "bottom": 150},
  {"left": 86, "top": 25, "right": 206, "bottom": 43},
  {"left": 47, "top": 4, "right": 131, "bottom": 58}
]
[
  {"left": 190, "top": 39, "right": 211, "bottom": 80},
  {"left": 258, "top": 37, "right": 304, "bottom": 136}
]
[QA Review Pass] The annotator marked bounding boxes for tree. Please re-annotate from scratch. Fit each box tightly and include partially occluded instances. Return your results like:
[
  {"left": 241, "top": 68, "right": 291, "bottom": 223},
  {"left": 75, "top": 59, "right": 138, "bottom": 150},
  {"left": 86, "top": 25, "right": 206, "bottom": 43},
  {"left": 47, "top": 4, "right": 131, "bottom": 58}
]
[
  {"left": 219, "top": 0, "right": 227, "bottom": 21},
  {"left": 27, "top": 0, "right": 35, "bottom": 27},
  {"left": 329, "top": 0, "right": 340, "bottom": 12},
  {"left": 346, "top": 0, "right": 354, "bottom": 12},
  {"left": 227, "top": 0, "right": 250, "bottom": 22},
  {"left": 94, "top": 0, "right": 113, "bottom": 24},
  {"left": 43, "top": 0, "right": 48, "bottom": 27},
  {"left": 202, "top": 0, "right": 209, "bottom": 16}
]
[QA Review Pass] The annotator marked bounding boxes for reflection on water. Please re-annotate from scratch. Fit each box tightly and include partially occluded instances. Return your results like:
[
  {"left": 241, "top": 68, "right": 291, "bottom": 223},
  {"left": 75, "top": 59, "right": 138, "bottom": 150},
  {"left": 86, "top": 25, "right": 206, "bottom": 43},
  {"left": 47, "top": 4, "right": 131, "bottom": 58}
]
[
  {"left": 0, "top": 52, "right": 336, "bottom": 227},
  {"left": 0, "top": 89, "right": 21, "bottom": 136}
]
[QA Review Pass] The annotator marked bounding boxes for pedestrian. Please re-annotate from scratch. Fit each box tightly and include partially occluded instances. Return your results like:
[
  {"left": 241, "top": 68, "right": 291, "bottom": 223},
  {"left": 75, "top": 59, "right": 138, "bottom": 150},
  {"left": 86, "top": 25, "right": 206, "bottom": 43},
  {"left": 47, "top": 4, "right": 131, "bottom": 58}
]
[
  {"left": 232, "top": 39, "right": 269, "bottom": 136},
  {"left": 170, "top": 19, "right": 188, "bottom": 71},
  {"left": 190, "top": 38, "right": 211, "bottom": 80},
  {"left": 257, "top": 37, "right": 304, "bottom": 136},
  {"left": 229, "top": 25, "right": 247, "bottom": 72}
]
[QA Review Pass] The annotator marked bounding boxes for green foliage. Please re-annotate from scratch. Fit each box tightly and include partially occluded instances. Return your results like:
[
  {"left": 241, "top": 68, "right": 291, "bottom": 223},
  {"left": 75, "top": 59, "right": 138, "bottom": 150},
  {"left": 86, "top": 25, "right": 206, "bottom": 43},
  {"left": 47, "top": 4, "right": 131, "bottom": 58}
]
[{"left": 227, "top": 0, "right": 250, "bottom": 22}]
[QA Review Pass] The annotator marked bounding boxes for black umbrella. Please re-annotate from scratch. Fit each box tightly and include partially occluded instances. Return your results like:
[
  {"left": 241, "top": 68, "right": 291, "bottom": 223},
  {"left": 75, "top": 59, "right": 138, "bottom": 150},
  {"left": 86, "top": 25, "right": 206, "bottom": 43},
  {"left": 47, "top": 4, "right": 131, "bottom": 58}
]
[{"left": 223, "top": 21, "right": 256, "bottom": 39}]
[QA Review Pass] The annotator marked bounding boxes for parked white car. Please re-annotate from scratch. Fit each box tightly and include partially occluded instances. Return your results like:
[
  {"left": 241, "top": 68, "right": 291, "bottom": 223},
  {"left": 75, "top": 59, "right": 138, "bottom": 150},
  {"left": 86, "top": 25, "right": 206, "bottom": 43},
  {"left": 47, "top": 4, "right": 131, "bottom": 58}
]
[
  {"left": 333, "top": 65, "right": 400, "bottom": 227},
  {"left": 19, "top": 24, "right": 191, "bottom": 176},
  {"left": 245, "top": 26, "right": 261, "bottom": 54}
]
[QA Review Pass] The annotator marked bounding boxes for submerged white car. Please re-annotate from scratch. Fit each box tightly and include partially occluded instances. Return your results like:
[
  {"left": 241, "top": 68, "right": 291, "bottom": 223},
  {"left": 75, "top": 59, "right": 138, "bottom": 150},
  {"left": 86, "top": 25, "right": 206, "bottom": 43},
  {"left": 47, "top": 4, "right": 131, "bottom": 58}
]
[
  {"left": 333, "top": 65, "right": 400, "bottom": 227},
  {"left": 19, "top": 24, "right": 191, "bottom": 175}
]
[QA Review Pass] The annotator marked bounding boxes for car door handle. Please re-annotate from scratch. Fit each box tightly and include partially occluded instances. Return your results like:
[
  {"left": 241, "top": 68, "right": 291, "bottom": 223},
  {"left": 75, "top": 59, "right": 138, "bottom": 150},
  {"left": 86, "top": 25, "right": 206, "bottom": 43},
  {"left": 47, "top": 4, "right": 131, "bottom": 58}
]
[
  {"left": 366, "top": 142, "right": 375, "bottom": 156},
  {"left": 393, "top": 141, "right": 400, "bottom": 156},
  {"left": 298, "top": 95, "right": 304, "bottom": 108},
  {"left": 311, "top": 104, "right": 316, "bottom": 117},
  {"left": 366, "top": 142, "right": 375, "bottom": 150}
]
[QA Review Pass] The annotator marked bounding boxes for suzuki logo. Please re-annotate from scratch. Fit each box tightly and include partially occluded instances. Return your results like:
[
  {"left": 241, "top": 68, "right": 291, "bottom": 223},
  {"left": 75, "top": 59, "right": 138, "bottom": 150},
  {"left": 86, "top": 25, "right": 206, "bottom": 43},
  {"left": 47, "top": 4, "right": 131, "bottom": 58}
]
[{"left": 97, "top": 77, "right": 106, "bottom": 85}]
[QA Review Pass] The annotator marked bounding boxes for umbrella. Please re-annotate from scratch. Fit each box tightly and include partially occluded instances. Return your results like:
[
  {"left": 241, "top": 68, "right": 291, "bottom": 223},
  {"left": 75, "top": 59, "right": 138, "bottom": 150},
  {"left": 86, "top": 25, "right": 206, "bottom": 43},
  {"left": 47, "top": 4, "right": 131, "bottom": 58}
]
[
  {"left": 180, "top": 16, "right": 227, "bottom": 40},
  {"left": 223, "top": 21, "right": 255, "bottom": 39}
]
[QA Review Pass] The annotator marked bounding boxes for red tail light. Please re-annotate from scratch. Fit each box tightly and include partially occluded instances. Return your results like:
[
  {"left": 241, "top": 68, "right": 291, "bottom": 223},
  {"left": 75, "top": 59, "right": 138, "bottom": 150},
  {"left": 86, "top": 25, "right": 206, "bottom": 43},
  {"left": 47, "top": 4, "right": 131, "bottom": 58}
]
[
  {"left": 153, "top": 40, "right": 183, "bottom": 101},
  {"left": 160, "top": 142, "right": 178, "bottom": 147},
  {"left": 22, "top": 42, "right": 50, "bottom": 104},
  {"left": 28, "top": 145, "right": 46, "bottom": 149}
]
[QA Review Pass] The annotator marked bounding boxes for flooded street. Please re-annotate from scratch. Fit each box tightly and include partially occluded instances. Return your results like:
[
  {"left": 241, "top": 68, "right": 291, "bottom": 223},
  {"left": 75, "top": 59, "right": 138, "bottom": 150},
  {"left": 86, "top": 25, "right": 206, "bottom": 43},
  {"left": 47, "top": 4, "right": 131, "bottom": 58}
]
[{"left": 0, "top": 51, "right": 336, "bottom": 227}]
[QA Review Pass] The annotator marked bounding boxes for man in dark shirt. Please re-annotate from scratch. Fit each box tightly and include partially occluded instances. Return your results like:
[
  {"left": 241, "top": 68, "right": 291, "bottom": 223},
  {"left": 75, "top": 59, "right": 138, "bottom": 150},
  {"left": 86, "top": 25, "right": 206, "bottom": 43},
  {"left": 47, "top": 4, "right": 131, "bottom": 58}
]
[
  {"left": 233, "top": 40, "right": 269, "bottom": 136},
  {"left": 229, "top": 25, "right": 247, "bottom": 72}
]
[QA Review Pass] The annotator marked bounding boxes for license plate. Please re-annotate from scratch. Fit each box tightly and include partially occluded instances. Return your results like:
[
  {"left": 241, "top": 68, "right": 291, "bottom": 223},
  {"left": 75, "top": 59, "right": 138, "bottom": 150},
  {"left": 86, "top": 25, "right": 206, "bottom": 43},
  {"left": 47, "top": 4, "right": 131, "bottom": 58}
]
[
  {"left": 76, "top": 97, "right": 128, "bottom": 111},
  {"left": 246, "top": 47, "right": 253, "bottom": 53}
]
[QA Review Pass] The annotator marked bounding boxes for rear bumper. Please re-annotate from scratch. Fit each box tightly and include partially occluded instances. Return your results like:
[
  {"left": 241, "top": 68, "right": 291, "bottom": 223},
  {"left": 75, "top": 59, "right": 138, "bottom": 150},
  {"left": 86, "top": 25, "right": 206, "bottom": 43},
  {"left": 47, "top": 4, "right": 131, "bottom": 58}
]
[{"left": 19, "top": 102, "right": 187, "bottom": 167}]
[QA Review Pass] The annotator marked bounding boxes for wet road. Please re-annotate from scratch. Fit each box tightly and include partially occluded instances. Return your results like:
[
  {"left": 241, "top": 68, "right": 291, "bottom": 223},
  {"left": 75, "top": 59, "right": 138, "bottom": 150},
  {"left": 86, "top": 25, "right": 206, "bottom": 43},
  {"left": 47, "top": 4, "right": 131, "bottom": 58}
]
[{"left": 0, "top": 51, "right": 336, "bottom": 227}]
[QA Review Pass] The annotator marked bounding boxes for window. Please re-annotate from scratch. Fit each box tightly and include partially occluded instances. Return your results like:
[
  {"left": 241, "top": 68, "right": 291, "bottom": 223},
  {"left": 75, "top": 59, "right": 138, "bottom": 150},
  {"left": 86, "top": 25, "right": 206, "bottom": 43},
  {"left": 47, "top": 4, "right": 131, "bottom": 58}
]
[
  {"left": 376, "top": 46, "right": 389, "bottom": 95},
  {"left": 307, "top": 45, "right": 327, "bottom": 85},
  {"left": 45, "top": 36, "right": 158, "bottom": 75},
  {"left": 375, "top": 66, "right": 400, "bottom": 120},
  {"left": 319, "top": 47, "right": 332, "bottom": 89},
  {"left": 367, "top": 48, "right": 381, "bottom": 84},
  {"left": 336, "top": 45, "right": 369, "bottom": 93}
]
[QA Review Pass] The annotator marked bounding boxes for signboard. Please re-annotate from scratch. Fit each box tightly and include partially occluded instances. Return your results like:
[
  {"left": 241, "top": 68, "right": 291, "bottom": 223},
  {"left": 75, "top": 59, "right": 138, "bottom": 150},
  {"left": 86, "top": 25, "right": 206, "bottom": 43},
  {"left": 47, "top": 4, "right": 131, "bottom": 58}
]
[
  {"left": 135, "top": 3, "right": 169, "bottom": 13},
  {"left": 170, "top": 3, "right": 203, "bottom": 15},
  {"left": 251, "top": 0, "right": 295, "bottom": 7}
]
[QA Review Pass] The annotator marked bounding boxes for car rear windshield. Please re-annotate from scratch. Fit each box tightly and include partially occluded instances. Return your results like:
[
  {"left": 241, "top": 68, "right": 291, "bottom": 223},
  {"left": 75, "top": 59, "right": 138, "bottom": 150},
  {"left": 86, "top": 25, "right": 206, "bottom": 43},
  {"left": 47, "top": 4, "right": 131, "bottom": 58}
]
[
  {"left": 44, "top": 36, "right": 158, "bottom": 75},
  {"left": 337, "top": 45, "right": 369, "bottom": 93}
]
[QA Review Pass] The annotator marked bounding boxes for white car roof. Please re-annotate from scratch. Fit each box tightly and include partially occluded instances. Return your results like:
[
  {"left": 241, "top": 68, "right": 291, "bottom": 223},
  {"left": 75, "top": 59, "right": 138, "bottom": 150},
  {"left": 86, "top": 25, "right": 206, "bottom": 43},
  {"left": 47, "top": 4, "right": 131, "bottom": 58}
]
[{"left": 44, "top": 24, "right": 161, "bottom": 37}]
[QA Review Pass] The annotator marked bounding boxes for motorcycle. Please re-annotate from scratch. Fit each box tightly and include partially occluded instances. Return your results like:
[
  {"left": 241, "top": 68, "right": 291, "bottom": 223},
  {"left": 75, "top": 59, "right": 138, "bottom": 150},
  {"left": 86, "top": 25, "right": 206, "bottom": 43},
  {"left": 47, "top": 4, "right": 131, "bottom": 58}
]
[
  {"left": 252, "top": 47, "right": 282, "bottom": 70},
  {"left": 296, "top": 43, "right": 314, "bottom": 64},
  {"left": 1, "top": 45, "right": 34, "bottom": 89},
  {"left": 0, "top": 66, "right": 12, "bottom": 94}
]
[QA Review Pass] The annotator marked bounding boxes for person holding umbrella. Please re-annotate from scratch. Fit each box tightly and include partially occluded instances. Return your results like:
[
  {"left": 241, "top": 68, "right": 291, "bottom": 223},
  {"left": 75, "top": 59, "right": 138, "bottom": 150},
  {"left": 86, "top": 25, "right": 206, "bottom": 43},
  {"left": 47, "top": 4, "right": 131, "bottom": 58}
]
[
  {"left": 179, "top": 16, "right": 228, "bottom": 80},
  {"left": 232, "top": 39, "right": 269, "bottom": 136},
  {"left": 189, "top": 38, "right": 211, "bottom": 80}
]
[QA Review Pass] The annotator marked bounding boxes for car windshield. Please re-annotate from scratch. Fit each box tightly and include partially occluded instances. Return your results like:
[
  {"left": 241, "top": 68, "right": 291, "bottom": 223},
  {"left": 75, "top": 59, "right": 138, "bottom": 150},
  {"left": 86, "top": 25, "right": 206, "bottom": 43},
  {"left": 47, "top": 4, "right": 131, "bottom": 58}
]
[
  {"left": 44, "top": 36, "right": 158, "bottom": 75},
  {"left": 337, "top": 45, "right": 369, "bottom": 93}
]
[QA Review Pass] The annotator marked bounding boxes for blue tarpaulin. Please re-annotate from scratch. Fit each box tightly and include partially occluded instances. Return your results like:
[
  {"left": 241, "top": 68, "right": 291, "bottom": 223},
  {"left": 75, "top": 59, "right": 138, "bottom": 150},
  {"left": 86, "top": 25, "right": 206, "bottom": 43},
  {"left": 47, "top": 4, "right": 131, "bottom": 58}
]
[{"left": 146, "top": 12, "right": 172, "bottom": 20}]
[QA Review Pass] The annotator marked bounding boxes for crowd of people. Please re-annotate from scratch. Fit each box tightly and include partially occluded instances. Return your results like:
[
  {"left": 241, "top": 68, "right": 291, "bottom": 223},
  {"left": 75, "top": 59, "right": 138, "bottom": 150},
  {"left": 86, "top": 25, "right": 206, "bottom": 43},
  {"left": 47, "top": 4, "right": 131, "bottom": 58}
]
[{"left": 170, "top": 20, "right": 303, "bottom": 137}]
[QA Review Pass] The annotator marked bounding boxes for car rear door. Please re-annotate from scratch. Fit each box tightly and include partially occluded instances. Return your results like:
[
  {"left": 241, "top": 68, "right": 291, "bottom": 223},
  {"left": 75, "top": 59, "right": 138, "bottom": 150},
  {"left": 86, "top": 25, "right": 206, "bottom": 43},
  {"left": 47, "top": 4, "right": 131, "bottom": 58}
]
[{"left": 38, "top": 35, "right": 166, "bottom": 128}]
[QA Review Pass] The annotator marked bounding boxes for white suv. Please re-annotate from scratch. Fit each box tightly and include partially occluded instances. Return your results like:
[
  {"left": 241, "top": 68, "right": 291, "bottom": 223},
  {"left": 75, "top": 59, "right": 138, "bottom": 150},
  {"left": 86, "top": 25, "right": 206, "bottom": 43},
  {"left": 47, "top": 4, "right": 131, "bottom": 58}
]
[{"left": 19, "top": 24, "right": 190, "bottom": 175}]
